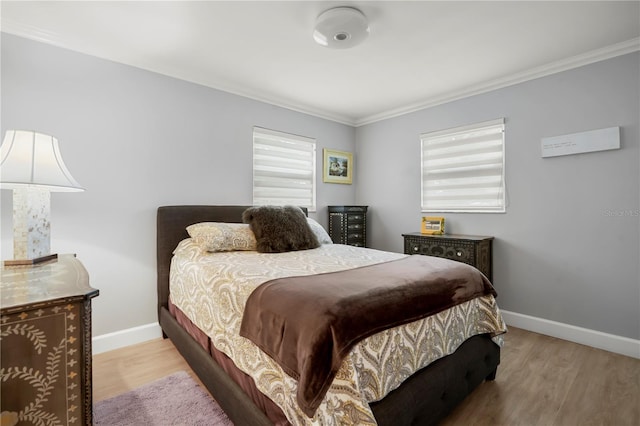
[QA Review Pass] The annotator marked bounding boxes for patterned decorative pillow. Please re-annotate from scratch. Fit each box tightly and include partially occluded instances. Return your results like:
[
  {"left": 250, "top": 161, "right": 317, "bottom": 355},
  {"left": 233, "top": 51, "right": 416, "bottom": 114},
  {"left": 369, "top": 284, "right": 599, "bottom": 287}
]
[
  {"left": 307, "top": 218, "right": 333, "bottom": 244},
  {"left": 242, "top": 205, "right": 320, "bottom": 253},
  {"left": 186, "top": 222, "right": 257, "bottom": 252}
]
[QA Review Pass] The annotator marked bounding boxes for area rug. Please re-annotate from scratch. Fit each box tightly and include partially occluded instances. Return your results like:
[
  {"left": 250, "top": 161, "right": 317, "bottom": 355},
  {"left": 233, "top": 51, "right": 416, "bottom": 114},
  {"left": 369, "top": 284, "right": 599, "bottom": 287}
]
[{"left": 94, "top": 371, "right": 233, "bottom": 425}]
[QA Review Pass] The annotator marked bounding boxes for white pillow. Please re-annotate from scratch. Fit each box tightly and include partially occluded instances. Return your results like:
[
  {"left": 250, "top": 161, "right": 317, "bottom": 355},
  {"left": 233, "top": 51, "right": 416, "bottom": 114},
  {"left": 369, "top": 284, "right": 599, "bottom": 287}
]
[
  {"left": 307, "top": 218, "right": 333, "bottom": 245},
  {"left": 186, "top": 222, "right": 257, "bottom": 252}
]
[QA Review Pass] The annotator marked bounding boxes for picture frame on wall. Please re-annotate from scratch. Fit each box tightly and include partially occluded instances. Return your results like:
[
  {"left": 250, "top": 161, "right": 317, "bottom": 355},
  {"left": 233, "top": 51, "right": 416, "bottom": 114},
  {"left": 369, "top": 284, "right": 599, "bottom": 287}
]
[{"left": 323, "top": 149, "right": 353, "bottom": 184}]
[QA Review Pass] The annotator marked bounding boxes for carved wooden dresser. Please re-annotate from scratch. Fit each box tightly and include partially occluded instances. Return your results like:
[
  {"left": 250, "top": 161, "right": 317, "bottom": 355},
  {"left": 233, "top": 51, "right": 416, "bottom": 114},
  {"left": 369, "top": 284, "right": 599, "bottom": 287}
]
[
  {"left": 328, "top": 205, "right": 368, "bottom": 247},
  {"left": 402, "top": 232, "right": 494, "bottom": 282},
  {"left": 1, "top": 254, "right": 98, "bottom": 425}
]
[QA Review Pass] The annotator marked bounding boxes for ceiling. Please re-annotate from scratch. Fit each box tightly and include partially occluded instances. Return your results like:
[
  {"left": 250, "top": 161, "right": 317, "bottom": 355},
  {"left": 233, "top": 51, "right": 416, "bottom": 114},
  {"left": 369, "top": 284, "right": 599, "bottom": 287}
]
[{"left": 2, "top": 1, "right": 639, "bottom": 126}]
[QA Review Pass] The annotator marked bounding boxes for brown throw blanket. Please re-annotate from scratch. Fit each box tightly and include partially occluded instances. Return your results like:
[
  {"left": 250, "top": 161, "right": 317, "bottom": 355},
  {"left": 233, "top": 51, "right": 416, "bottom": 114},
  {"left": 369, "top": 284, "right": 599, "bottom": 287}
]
[{"left": 239, "top": 255, "right": 497, "bottom": 417}]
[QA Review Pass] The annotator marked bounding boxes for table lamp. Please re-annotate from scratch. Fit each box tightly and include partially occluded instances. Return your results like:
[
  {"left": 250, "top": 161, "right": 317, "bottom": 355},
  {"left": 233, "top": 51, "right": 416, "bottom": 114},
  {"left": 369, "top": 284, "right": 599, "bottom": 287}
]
[{"left": 0, "top": 130, "right": 84, "bottom": 266}]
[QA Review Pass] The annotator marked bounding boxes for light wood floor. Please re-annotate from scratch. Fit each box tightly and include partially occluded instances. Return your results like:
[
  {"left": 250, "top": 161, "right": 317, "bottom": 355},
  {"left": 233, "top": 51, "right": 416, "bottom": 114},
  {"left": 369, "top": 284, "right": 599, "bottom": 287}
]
[{"left": 93, "top": 327, "right": 639, "bottom": 425}]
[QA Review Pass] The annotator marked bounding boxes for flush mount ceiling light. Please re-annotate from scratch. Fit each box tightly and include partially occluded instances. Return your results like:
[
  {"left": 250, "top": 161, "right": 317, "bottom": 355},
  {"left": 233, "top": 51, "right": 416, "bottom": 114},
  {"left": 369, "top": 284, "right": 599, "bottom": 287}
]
[{"left": 313, "top": 6, "right": 369, "bottom": 49}]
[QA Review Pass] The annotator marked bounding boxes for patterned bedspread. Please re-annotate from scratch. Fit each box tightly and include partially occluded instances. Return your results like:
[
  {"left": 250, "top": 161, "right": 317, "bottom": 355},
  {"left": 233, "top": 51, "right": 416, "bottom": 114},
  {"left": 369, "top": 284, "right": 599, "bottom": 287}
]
[{"left": 169, "top": 239, "right": 507, "bottom": 425}]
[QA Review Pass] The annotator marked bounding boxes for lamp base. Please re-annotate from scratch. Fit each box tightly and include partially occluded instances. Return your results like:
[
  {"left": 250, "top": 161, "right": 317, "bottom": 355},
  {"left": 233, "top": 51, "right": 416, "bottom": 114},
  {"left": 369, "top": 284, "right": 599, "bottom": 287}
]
[{"left": 4, "top": 253, "right": 58, "bottom": 267}]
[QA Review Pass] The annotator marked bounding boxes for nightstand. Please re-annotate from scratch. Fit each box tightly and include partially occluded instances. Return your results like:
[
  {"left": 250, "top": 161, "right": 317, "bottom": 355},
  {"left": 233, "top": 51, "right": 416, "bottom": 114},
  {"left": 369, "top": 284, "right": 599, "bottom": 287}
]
[
  {"left": 402, "top": 232, "right": 494, "bottom": 282},
  {"left": 1, "top": 254, "right": 98, "bottom": 425},
  {"left": 328, "top": 206, "right": 368, "bottom": 247}
]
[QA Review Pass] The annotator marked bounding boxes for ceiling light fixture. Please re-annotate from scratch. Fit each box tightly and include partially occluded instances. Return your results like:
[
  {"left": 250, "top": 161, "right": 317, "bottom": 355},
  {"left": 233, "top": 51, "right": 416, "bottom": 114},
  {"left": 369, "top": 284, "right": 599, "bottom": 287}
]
[{"left": 313, "top": 7, "right": 369, "bottom": 49}]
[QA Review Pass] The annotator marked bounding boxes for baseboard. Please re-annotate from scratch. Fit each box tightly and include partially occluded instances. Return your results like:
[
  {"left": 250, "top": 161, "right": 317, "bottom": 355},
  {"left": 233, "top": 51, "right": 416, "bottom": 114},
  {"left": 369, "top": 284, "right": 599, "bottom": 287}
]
[
  {"left": 92, "top": 314, "right": 640, "bottom": 359},
  {"left": 500, "top": 310, "right": 640, "bottom": 359},
  {"left": 92, "top": 322, "right": 163, "bottom": 355}
]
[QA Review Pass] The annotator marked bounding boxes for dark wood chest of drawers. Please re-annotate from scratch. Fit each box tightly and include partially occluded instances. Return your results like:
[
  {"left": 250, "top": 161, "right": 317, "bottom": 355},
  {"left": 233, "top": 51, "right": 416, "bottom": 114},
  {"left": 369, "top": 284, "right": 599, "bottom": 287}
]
[
  {"left": 1, "top": 255, "right": 99, "bottom": 425},
  {"left": 402, "top": 232, "right": 494, "bottom": 282},
  {"left": 328, "top": 206, "right": 368, "bottom": 247}
]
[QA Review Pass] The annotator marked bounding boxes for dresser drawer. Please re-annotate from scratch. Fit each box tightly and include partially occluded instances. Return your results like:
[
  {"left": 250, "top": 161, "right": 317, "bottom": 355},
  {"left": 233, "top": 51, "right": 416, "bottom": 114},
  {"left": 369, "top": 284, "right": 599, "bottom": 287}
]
[
  {"left": 347, "top": 222, "right": 365, "bottom": 231},
  {"left": 347, "top": 214, "right": 365, "bottom": 222},
  {"left": 347, "top": 231, "right": 365, "bottom": 246},
  {"left": 407, "top": 238, "right": 475, "bottom": 264},
  {"left": 347, "top": 240, "right": 365, "bottom": 247}
]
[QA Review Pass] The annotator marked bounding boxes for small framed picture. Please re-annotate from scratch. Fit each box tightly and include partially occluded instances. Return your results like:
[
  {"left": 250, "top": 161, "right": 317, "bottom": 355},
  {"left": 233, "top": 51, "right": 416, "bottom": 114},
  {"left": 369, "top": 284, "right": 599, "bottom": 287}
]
[
  {"left": 323, "top": 149, "right": 353, "bottom": 184},
  {"left": 421, "top": 216, "right": 445, "bottom": 235}
]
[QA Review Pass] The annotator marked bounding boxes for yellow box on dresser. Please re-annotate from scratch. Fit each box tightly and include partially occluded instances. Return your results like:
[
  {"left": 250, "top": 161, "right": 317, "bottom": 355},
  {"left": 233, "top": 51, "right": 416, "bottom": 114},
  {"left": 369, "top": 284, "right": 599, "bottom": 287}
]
[
  {"left": 1, "top": 254, "right": 98, "bottom": 426},
  {"left": 421, "top": 216, "right": 445, "bottom": 235}
]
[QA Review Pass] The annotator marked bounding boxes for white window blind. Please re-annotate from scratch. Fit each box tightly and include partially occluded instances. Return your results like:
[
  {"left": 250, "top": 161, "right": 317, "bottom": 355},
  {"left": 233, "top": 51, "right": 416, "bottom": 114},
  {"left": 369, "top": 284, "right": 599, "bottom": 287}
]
[
  {"left": 252, "top": 127, "right": 316, "bottom": 211},
  {"left": 421, "top": 118, "right": 505, "bottom": 213}
]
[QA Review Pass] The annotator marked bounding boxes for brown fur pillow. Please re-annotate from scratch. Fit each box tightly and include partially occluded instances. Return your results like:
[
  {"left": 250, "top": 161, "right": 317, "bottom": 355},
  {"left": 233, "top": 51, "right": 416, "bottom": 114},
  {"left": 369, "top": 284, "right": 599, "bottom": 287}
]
[{"left": 242, "top": 206, "right": 320, "bottom": 253}]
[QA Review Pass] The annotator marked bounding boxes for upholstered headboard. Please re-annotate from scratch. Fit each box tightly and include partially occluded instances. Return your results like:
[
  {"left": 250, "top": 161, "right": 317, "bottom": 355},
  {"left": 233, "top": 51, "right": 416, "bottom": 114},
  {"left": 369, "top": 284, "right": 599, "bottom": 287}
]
[{"left": 156, "top": 205, "right": 307, "bottom": 319}]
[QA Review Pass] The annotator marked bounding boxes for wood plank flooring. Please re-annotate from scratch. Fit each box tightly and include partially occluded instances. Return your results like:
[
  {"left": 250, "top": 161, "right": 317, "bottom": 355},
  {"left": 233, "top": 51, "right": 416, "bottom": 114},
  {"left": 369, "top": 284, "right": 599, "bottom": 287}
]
[{"left": 93, "top": 327, "right": 639, "bottom": 425}]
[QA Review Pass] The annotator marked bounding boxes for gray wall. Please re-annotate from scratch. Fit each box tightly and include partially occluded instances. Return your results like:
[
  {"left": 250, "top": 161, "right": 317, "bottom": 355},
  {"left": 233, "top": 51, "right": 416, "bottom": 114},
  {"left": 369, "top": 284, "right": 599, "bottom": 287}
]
[
  {"left": 0, "top": 34, "right": 356, "bottom": 336},
  {"left": 3, "top": 33, "right": 638, "bottom": 342},
  {"left": 356, "top": 52, "right": 640, "bottom": 340}
]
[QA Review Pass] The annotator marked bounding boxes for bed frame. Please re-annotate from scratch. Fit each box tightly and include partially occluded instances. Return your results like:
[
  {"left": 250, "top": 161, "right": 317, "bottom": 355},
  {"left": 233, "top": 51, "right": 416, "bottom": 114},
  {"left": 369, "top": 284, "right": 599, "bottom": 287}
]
[{"left": 157, "top": 205, "right": 500, "bottom": 426}]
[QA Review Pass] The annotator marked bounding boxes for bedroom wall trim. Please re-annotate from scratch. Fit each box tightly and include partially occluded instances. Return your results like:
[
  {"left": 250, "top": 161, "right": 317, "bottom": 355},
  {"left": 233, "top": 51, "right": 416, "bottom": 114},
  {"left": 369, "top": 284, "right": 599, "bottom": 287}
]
[
  {"left": 355, "top": 37, "right": 640, "bottom": 126},
  {"left": 501, "top": 310, "right": 640, "bottom": 359},
  {"left": 5, "top": 17, "right": 636, "bottom": 128},
  {"left": 92, "top": 313, "right": 640, "bottom": 359},
  {"left": 92, "top": 322, "right": 162, "bottom": 355}
]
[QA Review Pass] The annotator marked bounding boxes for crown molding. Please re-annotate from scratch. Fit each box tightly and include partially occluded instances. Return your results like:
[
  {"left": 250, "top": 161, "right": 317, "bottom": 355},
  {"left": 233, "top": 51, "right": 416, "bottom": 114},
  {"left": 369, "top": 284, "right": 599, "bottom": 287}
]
[
  {"left": 0, "top": 19, "right": 358, "bottom": 126},
  {"left": 2, "top": 17, "right": 637, "bottom": 129},
  {"left": 1, "top": 19, "right": 62, "bottom": 46},
  {"left": 355, "top": 37, "right": 640, "bottom": 127},
  {"left": 185, "top": 79, "right": 358, "bottom": 127}
]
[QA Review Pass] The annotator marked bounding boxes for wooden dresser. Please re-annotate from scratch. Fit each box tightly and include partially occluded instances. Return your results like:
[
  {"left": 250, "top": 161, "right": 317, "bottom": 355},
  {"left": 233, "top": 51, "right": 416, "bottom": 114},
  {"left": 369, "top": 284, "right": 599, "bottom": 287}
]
[
  {"left": 328, "top": 205, "right": 368, "bottom": 247},
  {"left": 1, "top": 254, "right": 98, "bottom": 426},
  {"left": 402, "top": 233, "right": 494, "bottom": 282}
]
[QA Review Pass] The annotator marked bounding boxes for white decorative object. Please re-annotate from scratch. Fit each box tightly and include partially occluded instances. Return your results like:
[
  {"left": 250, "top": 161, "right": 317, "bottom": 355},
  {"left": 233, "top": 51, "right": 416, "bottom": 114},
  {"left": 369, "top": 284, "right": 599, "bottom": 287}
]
[
  {"left": 541, "top": 126, "right": 620, "bottom": 158},
  {"left": 12, "top": 187, "right": 51, "bottom": 260},
  {"left": 0, "top": 130, "right": 84, "bottom": 265},
  {"left": 313, "top": 7, "right": 369, "bottom": 49}
]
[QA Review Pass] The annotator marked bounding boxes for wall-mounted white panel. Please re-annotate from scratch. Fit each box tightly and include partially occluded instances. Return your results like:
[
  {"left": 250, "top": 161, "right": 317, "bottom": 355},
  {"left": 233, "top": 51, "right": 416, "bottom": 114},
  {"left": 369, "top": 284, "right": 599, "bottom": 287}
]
[{"left": 541, "top": 126, "right": 620, "bottom": 158}]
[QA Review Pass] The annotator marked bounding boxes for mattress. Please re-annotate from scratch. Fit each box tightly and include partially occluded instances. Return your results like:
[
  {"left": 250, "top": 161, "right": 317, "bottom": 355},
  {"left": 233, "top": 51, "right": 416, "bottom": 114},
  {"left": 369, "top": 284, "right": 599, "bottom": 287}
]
[{"left": 169, "top": 239, "right": 506, "bottom": 425}]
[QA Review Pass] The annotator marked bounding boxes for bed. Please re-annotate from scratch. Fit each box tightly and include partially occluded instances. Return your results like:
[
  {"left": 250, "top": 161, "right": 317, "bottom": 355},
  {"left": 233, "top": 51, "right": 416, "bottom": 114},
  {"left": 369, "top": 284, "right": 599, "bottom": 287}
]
[{"left": 157, "top": 205, "right": 506, "bottom": 426}]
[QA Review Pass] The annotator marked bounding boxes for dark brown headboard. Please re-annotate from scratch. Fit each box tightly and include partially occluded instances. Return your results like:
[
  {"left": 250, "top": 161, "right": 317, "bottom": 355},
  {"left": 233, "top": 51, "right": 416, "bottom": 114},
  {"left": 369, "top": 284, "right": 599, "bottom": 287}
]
[{"left": 156, "top": 205, "right": 307, "bottom": 320}]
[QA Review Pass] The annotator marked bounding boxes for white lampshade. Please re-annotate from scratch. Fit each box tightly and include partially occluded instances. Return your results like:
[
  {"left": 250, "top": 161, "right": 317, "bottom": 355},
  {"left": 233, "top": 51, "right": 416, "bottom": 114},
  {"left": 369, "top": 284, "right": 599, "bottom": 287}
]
[
  {"left": 0, "top": 130, "right": 84, "bottom": 192},
  {"left": 1, "top": 130, "right": 84, "bottom": 265}
]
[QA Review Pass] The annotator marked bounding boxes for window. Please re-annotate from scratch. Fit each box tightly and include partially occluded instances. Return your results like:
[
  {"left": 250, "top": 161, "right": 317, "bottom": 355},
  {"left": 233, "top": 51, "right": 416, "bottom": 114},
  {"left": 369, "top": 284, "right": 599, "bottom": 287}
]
[
  {"left": 421, "top": 118, "right": 505, "bottom": 213},
  {"left": 252, "top": 127, "right": 316, "bottom": 211}
]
